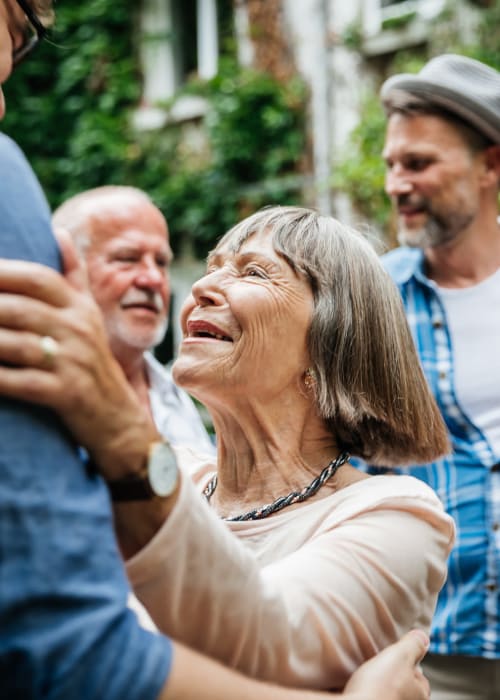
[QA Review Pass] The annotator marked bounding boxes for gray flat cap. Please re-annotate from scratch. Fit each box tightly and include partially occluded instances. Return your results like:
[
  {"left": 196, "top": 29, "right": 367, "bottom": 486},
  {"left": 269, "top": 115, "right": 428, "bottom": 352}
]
[{"left": 380, "top": 54, "right": 500, "bottom": 144}]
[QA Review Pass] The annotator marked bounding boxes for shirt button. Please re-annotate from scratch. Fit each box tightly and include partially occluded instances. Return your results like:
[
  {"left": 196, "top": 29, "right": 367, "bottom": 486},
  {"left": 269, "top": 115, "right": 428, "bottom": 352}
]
[
  {"left": 439, "top": 371, "right": 447, "bottom": 380},
  {"left": 493, "top": 523, "right": 500, "bottom": 531},
  {"left": 433, "top": 320, "right": 443, "bottom": 329},
  {"left": 486, "top": 583, "right": 498, "bottom": 592}
]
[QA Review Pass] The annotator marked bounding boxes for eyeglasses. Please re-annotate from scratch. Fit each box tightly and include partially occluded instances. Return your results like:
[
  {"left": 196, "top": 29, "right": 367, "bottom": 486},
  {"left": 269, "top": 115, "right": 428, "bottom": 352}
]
[{"left": 12, "top": 0, "right": 48, "bottom": 67}]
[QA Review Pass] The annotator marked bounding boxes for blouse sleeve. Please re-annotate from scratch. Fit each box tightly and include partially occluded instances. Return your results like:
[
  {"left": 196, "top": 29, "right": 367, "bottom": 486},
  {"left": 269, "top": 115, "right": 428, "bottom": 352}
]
[{"left": 126, "top": 473, "right": 454, "bottom": 690}]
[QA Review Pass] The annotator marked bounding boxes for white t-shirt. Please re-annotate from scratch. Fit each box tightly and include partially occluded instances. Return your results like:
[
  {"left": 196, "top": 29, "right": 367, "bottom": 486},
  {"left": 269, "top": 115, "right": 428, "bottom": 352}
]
[{"left": 437, "top": 267, "right": 500, "bottom": 457}]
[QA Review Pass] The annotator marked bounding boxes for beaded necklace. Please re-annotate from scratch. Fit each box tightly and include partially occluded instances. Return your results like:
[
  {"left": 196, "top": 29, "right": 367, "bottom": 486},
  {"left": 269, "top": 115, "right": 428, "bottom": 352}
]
[{"left": 203, "top": 450, "right": 350, "bottom": 521}]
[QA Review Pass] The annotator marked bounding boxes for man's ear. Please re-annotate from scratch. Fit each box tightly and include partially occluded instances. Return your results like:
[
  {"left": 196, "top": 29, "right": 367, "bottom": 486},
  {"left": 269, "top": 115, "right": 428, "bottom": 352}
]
[{"left": 482, "top": 144, "right": 500, "bottom": 188}]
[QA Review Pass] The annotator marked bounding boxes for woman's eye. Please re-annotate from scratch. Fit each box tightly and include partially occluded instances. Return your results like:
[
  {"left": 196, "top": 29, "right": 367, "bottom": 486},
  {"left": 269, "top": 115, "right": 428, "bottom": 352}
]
[{"left": 245, "top": 267, "right": 266, "bottom": 279}]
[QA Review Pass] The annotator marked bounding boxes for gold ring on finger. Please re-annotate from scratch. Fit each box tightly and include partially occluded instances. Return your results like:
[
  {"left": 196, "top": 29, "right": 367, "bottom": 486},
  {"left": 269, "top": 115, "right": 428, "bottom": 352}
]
[{"left": 39, "top": 335, "right": 59, "bottom": 369}]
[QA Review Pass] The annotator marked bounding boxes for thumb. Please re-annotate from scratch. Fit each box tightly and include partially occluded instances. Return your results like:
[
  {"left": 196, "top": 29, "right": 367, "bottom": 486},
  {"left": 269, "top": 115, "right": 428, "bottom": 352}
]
[
  {"left": 398, "top": 629, "right": 430, "bottom": 665},
  {"left": 54, "top": 226, "right": 89, "bottom": 292}
]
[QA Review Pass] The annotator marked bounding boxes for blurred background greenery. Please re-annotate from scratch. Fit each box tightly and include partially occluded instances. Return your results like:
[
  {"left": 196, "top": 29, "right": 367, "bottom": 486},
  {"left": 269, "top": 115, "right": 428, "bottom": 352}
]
[
  {"left": 3, "top": 0, "right": 307, "bottom": 257},
  {"left": 3, "top": 0, "right": 500, "bottom": 257}
]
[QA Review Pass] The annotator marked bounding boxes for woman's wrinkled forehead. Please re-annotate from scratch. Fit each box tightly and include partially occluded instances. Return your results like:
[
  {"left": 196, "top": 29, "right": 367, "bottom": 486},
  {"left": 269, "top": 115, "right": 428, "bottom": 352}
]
[
  {"left": 212, "top": 221, "right": 271, "bottom": 256},
  {"left": 207, "top": 228, "right": 284, "bottom": 275},
  {"left": 208, "top": 221, "right": 317, "bottom": 296},
  {"left": 211, "top": 206, "right": 319, "bottom": 261},
  {"left": 209, "top": 225, "right": 301, "bottom": 277},
  {"left": 211, "top": 217, "right": 302, "bottom": 270}
]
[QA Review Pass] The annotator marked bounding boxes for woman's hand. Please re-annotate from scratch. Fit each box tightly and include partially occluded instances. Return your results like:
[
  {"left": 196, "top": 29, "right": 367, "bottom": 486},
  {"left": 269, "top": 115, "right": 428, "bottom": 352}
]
[
  {"left": 344, "top": 630, "right": 430, "bottom": 700},
  {"left": 0, "top": 231, "right": 158, "bottom": 479}
]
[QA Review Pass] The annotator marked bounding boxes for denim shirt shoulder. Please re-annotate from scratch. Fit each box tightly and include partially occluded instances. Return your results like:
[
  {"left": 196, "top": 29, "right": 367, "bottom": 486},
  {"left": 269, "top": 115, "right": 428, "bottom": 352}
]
[{"left": 382, "top": 246, "right": 426, "bottom": 286}]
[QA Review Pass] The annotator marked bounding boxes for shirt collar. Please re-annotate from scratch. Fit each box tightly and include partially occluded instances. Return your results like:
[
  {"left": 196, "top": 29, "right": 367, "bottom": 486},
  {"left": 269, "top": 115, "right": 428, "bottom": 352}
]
[
  {"left": 385, "top": 247, "right": 431, "bottom": 287},
  {"left": 144, "top": 351, "right": 179, "bottom": 400}
]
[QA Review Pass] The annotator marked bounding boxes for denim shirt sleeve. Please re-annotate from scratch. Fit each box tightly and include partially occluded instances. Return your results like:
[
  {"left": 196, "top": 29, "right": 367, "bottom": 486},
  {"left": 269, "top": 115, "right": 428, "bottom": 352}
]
[{"left": 0, "top": 133, "right": 172, "bottom": 699}]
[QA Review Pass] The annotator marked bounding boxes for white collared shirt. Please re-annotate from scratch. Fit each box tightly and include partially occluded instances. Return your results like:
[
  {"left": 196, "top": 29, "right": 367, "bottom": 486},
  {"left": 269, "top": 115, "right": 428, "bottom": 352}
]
[{"left": 145, "top": 352, "right": 215, "bottom": 454}]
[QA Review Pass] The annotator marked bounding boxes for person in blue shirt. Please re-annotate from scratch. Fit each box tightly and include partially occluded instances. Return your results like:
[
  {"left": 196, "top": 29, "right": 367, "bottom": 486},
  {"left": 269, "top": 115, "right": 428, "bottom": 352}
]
[
  {"left": 379, "top": 54, "right": 500, "bottom": 699},
  {"left": 0, "top": 2, "right": 434, "bottom": 699}
]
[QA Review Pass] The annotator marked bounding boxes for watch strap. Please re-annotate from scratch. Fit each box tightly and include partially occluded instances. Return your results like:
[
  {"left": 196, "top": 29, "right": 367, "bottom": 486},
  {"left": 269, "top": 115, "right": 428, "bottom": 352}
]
[{"left": 106, "top": 470, "right": 155, "bottom": 502}]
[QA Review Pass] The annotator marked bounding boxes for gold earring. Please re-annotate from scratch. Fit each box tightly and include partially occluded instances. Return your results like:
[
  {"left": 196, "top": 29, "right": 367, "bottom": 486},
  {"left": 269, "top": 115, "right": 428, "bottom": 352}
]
[{"left": 304, "top": 367, "right": 316, "bottom": 391}]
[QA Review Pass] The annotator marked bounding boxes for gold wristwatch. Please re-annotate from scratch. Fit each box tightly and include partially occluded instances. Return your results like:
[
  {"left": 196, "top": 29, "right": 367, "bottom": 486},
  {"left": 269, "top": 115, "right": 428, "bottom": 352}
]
[{"left": 106, "top": 440, "right": 179, "bottom": 502}]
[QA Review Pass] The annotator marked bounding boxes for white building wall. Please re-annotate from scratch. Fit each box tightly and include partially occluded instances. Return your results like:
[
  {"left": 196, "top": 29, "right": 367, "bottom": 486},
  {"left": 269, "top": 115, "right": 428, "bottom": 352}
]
[
  {"left": 279, "top": 0, "right": 479, "bottom": 223},
  {"left": 281, "top": 0, "right": 373, "bottom": 221}
]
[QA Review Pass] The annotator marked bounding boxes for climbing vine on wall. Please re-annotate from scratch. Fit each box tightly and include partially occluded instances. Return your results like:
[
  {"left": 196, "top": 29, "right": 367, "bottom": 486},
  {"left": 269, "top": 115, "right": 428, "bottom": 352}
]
[{"left": 2, "top": 1, "right": 308, "bottom": 257}]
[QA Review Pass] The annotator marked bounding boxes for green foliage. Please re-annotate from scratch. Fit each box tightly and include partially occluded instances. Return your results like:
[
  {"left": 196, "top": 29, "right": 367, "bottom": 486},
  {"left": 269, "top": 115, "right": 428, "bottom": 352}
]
[
  {"left": 332, "top": 93, "right": 388, "bottom": 227},
  {"left": 155, "top": 61, "right": 308, "bottom": 256},
  {"left": 2, "top": 6, "right": 307, "bottom": 258},
  {"left": 3, "top": 1, "right": 141, "bottom": 200},
  {"left": 335, "top": 1, "right": 500, "bottom": 234},
  {"left": 469, "top": 0, "right": 500, "bottom": 71},
  {"left": 381, "top": 11, "right": 417, "bottom": 31},
  {"left": 341, "top": 22, "right": 363, "bottom": 51}
]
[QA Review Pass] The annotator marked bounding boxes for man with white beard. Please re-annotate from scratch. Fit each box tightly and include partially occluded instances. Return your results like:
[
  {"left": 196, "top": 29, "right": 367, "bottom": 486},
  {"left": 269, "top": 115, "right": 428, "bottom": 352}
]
[
  {"left": 379, "top": 54, "right": 500, "bottom": 700},
  {"left": 53, "top": 186, "right": 213, "bottom": 452}
]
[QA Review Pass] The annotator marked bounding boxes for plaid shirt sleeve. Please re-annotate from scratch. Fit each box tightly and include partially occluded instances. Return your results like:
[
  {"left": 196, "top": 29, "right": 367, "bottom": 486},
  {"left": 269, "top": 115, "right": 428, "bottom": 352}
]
[{"left": 380, "top": 247, "right": 500, "bottom": 658}]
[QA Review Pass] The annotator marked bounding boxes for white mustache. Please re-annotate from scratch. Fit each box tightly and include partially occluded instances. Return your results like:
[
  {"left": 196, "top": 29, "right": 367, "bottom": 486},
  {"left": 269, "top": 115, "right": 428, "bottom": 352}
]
[{"left": 120, "top": 289, "right": 165, "bottom": 313}]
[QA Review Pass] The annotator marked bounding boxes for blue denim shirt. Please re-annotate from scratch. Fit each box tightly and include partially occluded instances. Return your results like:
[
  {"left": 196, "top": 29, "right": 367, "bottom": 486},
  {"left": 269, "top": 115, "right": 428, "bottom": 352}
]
[
  {"left": 382, "top": 245, "right": 500, "bottom": 658},
  {"left": 0, "top": 134, "right": 172, "bottom": 698}
]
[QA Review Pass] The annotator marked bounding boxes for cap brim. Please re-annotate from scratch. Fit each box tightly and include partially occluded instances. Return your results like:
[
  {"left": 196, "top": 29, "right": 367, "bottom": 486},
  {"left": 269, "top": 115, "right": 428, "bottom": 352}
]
[{"left": 381, "top": 74, "right": 500, "bottom": 145}]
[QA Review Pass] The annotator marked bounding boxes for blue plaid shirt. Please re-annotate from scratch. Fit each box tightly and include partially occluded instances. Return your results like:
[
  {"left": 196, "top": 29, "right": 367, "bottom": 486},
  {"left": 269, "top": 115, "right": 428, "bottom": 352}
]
[{"left": 382, "top": 246, "right": 500, "bottom": 658}]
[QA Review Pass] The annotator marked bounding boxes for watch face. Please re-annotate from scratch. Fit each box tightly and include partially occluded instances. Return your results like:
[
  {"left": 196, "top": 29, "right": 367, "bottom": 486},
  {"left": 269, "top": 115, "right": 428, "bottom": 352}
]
[{"left": 148, "top": 442, "right": 179, "bottom": 497}]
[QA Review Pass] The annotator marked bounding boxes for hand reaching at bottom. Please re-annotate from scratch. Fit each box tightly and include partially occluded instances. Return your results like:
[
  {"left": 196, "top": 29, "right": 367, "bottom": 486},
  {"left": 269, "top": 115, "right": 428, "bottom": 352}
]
[
  {"left": 161, "top": 630, "right": 431, "bottom": 700},
  {"left": 344, "top": 630, "right": 430, "bottom": 700}
]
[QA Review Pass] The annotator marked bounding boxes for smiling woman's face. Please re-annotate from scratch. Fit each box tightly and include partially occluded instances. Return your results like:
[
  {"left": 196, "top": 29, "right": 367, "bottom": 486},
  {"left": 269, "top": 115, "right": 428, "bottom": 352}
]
[{"left": 173, "top": 228, "right": 314, "bottom": 406}]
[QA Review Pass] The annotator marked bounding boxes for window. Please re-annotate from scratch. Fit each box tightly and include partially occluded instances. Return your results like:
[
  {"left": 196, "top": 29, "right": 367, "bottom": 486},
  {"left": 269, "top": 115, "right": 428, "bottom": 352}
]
[
  {"left": 362, "top": 0, "right": 445, "bottom": 53},
  {"left": 138, "top": 0, "right": 234, "bottom": 117}
]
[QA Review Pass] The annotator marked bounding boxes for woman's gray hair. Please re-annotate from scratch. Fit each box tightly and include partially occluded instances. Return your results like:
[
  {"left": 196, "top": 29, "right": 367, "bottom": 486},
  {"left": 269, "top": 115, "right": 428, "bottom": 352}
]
[{"left": 214, "top": 206, "right": 449, "bottom": 466}]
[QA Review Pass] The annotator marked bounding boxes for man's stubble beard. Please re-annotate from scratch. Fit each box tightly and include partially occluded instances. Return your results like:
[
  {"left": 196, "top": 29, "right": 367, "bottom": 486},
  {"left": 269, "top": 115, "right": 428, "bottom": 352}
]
[{"left": 397, "top": 208, "right": 475, "bottom": 250}]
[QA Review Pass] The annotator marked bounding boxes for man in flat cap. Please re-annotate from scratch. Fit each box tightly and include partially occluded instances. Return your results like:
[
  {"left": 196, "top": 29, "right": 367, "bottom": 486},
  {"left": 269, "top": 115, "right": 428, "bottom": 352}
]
[{"left": 379, "top": 53, "right": 500, "bottom": 699}]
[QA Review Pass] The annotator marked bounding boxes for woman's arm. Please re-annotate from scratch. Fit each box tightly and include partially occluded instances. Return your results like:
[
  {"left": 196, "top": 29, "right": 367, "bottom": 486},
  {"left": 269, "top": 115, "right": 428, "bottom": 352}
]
[
  {"left": 164, "top": 630, "right": 430, "bottom": 700},
  {"left": 125, "top": 469, "right": 453, "bottom": 689}
]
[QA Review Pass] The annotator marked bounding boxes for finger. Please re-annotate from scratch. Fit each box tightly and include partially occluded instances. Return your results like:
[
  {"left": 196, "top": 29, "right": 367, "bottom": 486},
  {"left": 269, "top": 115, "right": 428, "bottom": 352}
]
[
  {"left": 415, "top": 667, "right": 431, "bottom": 699},
  {"left": 0, "top": 293, "right": 61, "bottom": 334},
  {"left": 0, "top": 365, "right": 62, "bottom": 407},
  {"left": 0, "top": 328, "right": 60, "bottom": 369},
  {"left": 53, "top": 226, "right": 90, "bottom": 293},
  {"left": 420, "top": 671, "right": 431, "bottom": 700},
  {"left": 0, "top": 258, "right": 73, "bottom": 307},
  {"left": 398, "top": 629, "right": 430, "bottom": 665}
]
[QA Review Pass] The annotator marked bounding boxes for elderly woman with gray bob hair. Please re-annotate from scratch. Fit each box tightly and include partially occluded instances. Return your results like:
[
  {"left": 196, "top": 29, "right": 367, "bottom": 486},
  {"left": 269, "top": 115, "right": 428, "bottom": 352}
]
[{"left": 0, "top": 205, "right": 454, "bottom": 692}]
